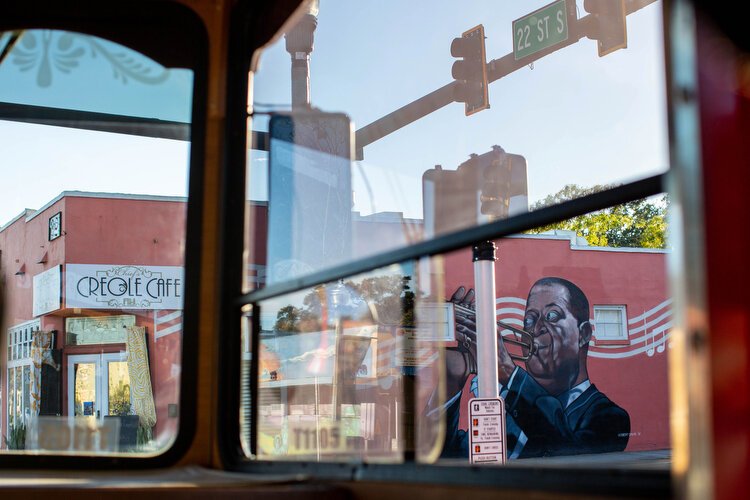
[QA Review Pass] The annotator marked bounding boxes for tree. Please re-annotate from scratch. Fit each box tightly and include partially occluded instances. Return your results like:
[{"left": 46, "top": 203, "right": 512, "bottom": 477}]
[
  {"left": 271, "top": 274, "right": 416, "bottom": 332},
  {"left": 273, "top": 304, "right": 302, "bottom": 332},
  {"left": 527, "top": 184, "right": 668, "bottom": 249}
]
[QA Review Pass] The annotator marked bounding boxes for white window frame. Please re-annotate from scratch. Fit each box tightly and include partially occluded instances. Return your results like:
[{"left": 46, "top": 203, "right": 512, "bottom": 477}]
[
  {"left": 67, "top": 352, "right": 131, "bottom": 420},
  {"left": 6, "top": 319, "right": 40, "bottom": 436},
  {"left": 593, "top": 305, "right": 629, "bottom": 344}
]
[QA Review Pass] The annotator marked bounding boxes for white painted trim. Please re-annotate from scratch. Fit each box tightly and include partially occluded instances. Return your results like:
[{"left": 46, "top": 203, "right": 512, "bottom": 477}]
[
  {"left": 155, "top": 323, "right": 182, "bottom": 339},
  {"left": 594, "top": 305, "right": 629, "bottom": 342},
  {"left": 496, "top": 296, "right": 527, "bottom": 306},
  {"left": 628, "top": 299, "right": 673, "bottom": 324},
  {"left": 67, "top": 354, "right": 101, "bottom": 419},
  {"left": 155, "top": 310, "right": 182, "bottom": 325}
]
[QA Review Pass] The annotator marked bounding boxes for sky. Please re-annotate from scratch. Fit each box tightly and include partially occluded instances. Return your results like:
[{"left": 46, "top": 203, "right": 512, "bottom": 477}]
[
  {"left": 250, "top": 0, "right": 668, "bottom": 218},
  {"left": 0, "top": 0, "right": 667, "bottom": 227},
  {"left": 0, "top": 30, "right": 192, "bottom": 226}
]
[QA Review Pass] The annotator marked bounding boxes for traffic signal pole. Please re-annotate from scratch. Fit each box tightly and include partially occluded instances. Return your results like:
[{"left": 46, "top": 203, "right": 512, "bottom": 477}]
[
  {"left": 473, "top": 241, "right": 500, "bottom": 398},
  {"left": 285, "top": 2, "right": 319, "bottom": 108},
  {"left": 354, "top": 0, "right": 656, "bottom": 158}
]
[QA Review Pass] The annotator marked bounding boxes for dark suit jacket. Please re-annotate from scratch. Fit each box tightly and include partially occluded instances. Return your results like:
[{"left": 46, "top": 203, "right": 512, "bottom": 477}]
[{"left": 442, "top": 368, "right": 630, "bottom": 459}]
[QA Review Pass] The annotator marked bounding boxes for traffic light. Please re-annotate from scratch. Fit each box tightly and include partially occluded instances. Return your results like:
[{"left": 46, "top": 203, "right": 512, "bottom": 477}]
[
  {"left": 478, "top": 147, "right": 528, "bottom": 219},
  {"left": 450, "top": 25, "right": 489, "bottom": 116},
  {"left": 584, "top": 0, "right": 627, "bottom": 57},
  {"left": 480, "top": 150, "right": 510, "bottom": 217},
  {"left": 422, "top": 146, "right": 528, "bottom": 237}
]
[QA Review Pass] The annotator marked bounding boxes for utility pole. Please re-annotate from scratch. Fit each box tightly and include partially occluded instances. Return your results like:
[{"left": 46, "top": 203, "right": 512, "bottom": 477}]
[{"left": 285, "top": 0, "right": 319, "bottom": 108}]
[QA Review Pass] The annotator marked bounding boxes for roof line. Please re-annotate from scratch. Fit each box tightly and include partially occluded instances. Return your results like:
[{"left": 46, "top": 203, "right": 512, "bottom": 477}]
[{"left": 1, "top": 191, "right": 188, "bottom": 230}]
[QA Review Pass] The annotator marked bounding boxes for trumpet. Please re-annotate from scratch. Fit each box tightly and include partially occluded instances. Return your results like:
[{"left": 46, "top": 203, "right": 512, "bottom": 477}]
[{"left": 453, "top": 303, "right": 538, "bottom": 361}]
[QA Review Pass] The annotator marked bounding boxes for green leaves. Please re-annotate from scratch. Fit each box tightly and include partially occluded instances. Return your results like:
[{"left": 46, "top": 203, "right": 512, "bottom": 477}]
[{"left": 528, "top": 184, "right": 668, "bottom": 249}]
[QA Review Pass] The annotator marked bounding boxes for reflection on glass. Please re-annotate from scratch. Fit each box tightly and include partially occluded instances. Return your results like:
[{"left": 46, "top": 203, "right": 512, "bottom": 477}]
[
  {"left": 0, "top": 28, "right": 192, "bottom": 455},
  {"left": 74, "top": 363, "right": 97, "bottom": 417},
  {"left": 0, "top": 30, "right": 191, "bottom": 121},
  {"left": 266, "top": 112, "right": 353, "bottom": 284},
  {"left": 431, "top": 208, "right": 670, "bottom": 463},
  {"left": 247, "top": 0, "right": 668, "bottom": 290},
  {"left": 22, "top": 365, "right": 30, "bottom": 424},
  {"left": 14, "top": 366, "right": 21, "bottom": 425},
  {"left": 250, "top": 198, "right": 672, "bottom": 465},
  {"left": 252, "top": 263, "right": 446, "bottom": 462},
  {"left": 108, "top": 362, "right": 131, "bottom": 416},
  {"left": 7, "top": 369, "right": 15, "bottom": 428}
]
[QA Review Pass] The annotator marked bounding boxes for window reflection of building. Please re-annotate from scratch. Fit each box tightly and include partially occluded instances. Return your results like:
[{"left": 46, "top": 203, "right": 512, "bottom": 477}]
[
  {"left": 0, "top": 192, "right": 186, "bottom": 450},
  {"left": 5, "top": 320, "right": 39, "bottom": 434}
]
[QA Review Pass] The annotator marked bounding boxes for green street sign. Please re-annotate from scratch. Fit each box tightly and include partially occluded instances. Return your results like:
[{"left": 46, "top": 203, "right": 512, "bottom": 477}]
[{"left": 513, "top": 0, "right": 569, "bottom": 60}]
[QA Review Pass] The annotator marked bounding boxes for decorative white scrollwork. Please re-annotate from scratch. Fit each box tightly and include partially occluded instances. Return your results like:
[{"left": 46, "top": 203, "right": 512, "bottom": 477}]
[{"left": 11, "top": 30, "right": 169, "bottom": 88}]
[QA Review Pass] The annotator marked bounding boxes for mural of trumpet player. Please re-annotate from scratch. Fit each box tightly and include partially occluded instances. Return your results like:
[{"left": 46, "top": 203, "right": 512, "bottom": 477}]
[{"left": 439, "top": 277, "right": 630, "bottom": 459}]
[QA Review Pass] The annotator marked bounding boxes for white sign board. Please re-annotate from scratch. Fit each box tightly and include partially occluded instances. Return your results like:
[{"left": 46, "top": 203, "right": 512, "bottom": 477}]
[
  {"left": 468, "top": 397, "right": 507, "bottom": 465},
  {"left": 33, "top": 265, "right": 61, "bottom": 317},
  {"left": 65, "top": 264, "right": 184, "bottom": 310}
]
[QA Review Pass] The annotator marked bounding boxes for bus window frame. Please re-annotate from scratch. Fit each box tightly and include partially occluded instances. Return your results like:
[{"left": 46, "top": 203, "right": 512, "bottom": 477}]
[
  {"left": 217, "top": 1, "right": 689, "bottom": 497},
  {"left": 0, "top": 0, "right": 208, "bottom": 469}
]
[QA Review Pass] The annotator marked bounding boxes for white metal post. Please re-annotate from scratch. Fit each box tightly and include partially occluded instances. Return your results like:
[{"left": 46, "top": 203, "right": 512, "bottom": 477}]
[{"left": 473, "top": 241, "right": 498, "bottom": 398}]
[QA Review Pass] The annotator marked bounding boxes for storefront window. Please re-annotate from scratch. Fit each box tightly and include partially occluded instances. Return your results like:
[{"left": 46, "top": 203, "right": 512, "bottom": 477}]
[
  {"left": 243, "top": 0, "right": 670, "bottom": 469},
  {"left": 0, "top": 29, "right": 193, "bottom": 455}
]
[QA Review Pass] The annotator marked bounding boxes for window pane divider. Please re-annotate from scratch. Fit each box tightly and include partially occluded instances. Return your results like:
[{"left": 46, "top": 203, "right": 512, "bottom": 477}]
[{"left": 238, "top": 173, "right": 665, "bottom": 306}]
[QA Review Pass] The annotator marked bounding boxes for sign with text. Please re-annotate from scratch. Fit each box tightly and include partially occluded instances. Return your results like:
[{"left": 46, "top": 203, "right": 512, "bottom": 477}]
[
  {"left": 468, "top": 397, "right": 507, "bottom": 464},
  {"left": 513, "top": 0, "right": 568, "bottom": 60},
  {"left": 286, "top": 416, "right": 347, "bottom": 456},
  {"left": 65, "top": 264, "right": 184, "bottom": 310},
  {"left": 33, "top": 265, "right": 61, "bottom": 317}
]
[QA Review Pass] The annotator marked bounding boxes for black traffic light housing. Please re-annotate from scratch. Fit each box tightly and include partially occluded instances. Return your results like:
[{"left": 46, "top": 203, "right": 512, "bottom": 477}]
[
  {"left": 480, "top": 149, "right": 512, "bottom": 217},
  {"left": 450, "top": 25, "right": 489, "bottom": 116},
  {"left": 584, "top": 0, "right": 627, "bottom": 57},
  {"left": 422, "top": 147, "right": 528, "bottom": 237},
  {"left": 477, "top": 147, "right": 528, "bottom": 220}
]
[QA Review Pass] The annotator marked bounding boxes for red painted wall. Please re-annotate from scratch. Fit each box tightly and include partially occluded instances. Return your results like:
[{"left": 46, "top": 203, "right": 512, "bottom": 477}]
[
  {"left": 63, "top": 195, "right": 186, "bottom": 442},
  {"left": 0, "top": 200, "right": 66, "bottom": 329},
  {"left": 0, "top": 194, "right": 187, "bottom": 444},
  {"left": 443, "top": 236, "right": 670, "bottom": 452},
  {"left": 64, "top": 196, "right": 186, "bottom": 266},
  {"left": 248, "top": 202, "right": 670, "bottom": 454}
]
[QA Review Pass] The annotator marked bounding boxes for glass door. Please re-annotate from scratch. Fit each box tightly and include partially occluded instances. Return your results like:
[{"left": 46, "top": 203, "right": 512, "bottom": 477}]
[
  {"left": 68, "top": 353, "right": 130, "bottom": 419},
  {"left": 102, "top": 353, "right": 131, "bottom": 417}
]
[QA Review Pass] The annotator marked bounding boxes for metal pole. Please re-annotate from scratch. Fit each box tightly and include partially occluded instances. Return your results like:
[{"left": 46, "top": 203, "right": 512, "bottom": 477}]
[
  {"left": 285, "top": 2, "right": 319, "bottom": 109},
  {"left": 290, "top": 52, "right": 311, "bottom": 108},
  {"left": 353, "top": 0, "right": 658, "bottom": 154},
  {"left": 473, "top": 241, "right": 498, "bottom": 398}
]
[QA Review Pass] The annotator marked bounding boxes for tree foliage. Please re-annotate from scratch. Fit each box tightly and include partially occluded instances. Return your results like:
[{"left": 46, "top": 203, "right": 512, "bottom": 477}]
[
  {"left": 527, "top": 184, "right": 668, "bottom": 249},
  {"left": 272, "top": 275, "right": 415, "bottom": 332}
]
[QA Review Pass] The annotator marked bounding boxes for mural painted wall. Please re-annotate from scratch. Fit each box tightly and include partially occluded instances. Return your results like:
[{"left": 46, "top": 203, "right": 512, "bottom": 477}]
[{"left": 440, "top": 235, "right": 669, "bottom": 456}]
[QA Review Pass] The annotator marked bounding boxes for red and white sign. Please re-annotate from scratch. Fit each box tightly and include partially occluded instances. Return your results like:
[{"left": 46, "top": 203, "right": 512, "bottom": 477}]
[{"left": 468, "top": 397, "right": 506, "bottom": 465}]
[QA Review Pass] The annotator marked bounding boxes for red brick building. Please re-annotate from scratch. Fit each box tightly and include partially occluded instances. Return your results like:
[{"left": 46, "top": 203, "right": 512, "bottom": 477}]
[
  {"left": 0, "top": 192, "right": 186, "bottom": 448},
  {"left": 1, "top": 193, "right": 669, "bottom": 454}
]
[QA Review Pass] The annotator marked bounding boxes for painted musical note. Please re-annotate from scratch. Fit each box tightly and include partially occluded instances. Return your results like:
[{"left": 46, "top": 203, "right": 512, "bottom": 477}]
[
  {"left": 656, "top": 326, "right": 665, "bottom": 354},
  {"left": 645, "top": 312, "right": 655, "bottom": 357}
]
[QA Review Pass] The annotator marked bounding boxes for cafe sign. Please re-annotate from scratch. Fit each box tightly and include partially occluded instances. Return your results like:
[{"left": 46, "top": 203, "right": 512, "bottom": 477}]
[{"left": 65, "top": 264, "right": 184, "bottom": 310}]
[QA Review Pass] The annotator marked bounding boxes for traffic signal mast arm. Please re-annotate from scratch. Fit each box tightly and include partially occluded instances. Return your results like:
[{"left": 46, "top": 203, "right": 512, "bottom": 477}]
[{"left": 354, "top": 0, "right": 656, "bottom": 159}]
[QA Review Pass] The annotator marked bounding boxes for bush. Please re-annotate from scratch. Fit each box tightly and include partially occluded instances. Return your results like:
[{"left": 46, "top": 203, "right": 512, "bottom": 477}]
[{"left": 4, "top": 424, "right": 25, "bottom": 450}]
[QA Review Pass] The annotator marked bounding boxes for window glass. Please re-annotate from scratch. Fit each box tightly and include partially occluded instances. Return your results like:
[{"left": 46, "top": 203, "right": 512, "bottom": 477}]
[
  {"left": 594, "top": 306, "right": 629, "bottom": 343},
  {"left": 0, "top": 29, "right": 193, "bottom": 456},
  {"left": 252, "top": 262, "right": 445, "bottom": 462},
  {"left": 246, "top": 0, "right": 667, "bottom": 289},
  {"left": 247, "top": 196, "right": 672, "bottom": 465}
]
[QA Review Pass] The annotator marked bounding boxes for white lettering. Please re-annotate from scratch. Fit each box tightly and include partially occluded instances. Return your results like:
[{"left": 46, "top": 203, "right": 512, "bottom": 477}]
[{"left": 537, "top": 16, "right": 550, "bottom": 42}]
